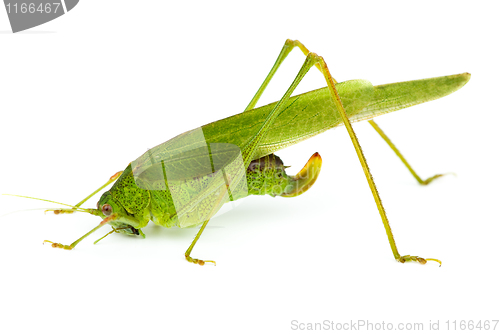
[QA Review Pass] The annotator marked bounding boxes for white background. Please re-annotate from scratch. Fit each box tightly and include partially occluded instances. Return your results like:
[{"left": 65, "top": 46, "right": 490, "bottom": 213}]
[{"left": 0, "top": 1, "right": 498, "bottom": 333}]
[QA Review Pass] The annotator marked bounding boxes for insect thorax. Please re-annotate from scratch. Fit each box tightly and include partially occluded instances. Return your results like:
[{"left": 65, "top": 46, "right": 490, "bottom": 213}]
[{"left": 108, "top": 154, "right": 297, "bottom": 229}]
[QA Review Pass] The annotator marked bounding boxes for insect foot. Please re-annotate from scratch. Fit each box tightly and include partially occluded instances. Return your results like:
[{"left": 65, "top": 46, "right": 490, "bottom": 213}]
[
  {"left": 43, "top": 240, "right": 73, "bottom": 250},
  {"left": 397, "top": 255, "right": 441, "bottom": 266},
  {"left": 45, "top": 209, "right": 75, "bottom": 215},
  {"left": 185, "top": 254, "right": 216, "bottom": 266}
]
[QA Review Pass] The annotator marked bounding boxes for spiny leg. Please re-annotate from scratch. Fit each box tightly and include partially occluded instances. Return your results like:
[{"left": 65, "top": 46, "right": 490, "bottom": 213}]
[
  {"left": 185, "top": 218, "right": 216, "bottom": 266},
  {"left": 246, "top": 39, "right": 445, "bottom": 188},
  {"left": 244, "top": 39, "right": 324, "bottom": 112},
  {"left": 242, "top": 39, "right": 439, "bottom": 265},
  {"left": 93, "top": 227, "right": 126, "bottom": 245},
  {"left": 183, "top": 175, "right": 232, "bottom": 266},
  {"left": 304, "top": 51, "right": 440, "bottom": 265},
  {"left": 368, "top": 120, "right": 449, "bottom": 185},
  {"left": 44, "top": 225, "right": 104, "bottom": 250},
  {"left": 47, "top": 170, "right": 123, "bottom": 215},
  {"left": 73, "top": 171, "right": 123, "bottom": 208},
  {"left": 44, "top": 214, "right": 117, "bottom": 250},
  {"left": 182, "top": 52, "right": 328, "bottom": 266},
  {"left": 248, "top": 39, "right": 445, "bottom": 188}
]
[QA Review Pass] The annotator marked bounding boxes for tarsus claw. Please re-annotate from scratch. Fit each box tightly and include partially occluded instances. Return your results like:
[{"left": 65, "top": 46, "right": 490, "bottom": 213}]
[
  {"left": 44, "top": 209, "right": 74, "bottom": 215},
  {"left": 398, "top": 255, "right": 441, "bottom": 266},
  {"left": 43, "top": 240, "right": 73, "bottom": 250},
  {"left": 185, "top": 254, "right": 216, "bottom": 266}
]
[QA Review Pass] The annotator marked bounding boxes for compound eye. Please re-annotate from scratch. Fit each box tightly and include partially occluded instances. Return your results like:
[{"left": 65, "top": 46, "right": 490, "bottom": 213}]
[{"left": 102, "top": 204, "right": 113, "bottom": 216}]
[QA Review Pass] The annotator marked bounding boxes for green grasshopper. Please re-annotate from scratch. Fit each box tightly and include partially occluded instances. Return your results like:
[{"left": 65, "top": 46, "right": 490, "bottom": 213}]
[{"left": 11, "top": 40, "right": 470, "bottom": 266}]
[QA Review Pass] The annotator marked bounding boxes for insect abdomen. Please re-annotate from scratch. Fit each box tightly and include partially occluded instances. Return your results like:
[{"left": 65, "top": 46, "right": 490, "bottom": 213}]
[
  {"left": 246, "top": 154, "right": 290, "bottom": 197},
  {"left": 246, "top": 153, "right": 322, "bottom": 198}
]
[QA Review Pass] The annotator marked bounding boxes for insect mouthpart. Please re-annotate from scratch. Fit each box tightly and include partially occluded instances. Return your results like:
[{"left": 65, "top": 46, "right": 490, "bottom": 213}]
[
  {"left": 130, "top": 227, "right": 141, "bottom": 236},
  {"left": 113, "top": 225, "right": 145, "bottom": 238}
]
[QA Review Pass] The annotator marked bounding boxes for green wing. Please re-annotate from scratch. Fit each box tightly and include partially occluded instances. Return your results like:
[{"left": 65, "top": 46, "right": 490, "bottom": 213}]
[{"left": 132, "top": 73, "right": 469, "bottom": 185}]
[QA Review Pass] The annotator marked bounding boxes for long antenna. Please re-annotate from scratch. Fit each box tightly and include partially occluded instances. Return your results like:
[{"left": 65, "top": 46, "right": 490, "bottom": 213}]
[{"left": 3, "top": 194, "right": 99, "bottom": 216}]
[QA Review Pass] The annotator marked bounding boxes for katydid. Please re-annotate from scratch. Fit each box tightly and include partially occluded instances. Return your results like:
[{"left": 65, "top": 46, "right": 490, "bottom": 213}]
[{"left": 8, "top": 40, "right": 470, "bottom": 266}]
